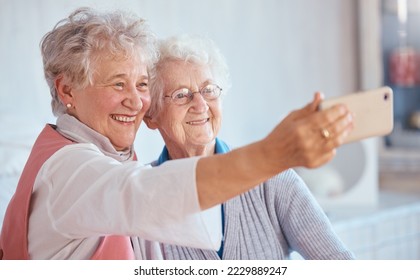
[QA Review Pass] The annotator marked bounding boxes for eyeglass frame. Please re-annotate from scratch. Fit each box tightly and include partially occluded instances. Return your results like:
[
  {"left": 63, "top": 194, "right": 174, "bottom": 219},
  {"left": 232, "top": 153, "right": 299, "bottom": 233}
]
[{"left": 164, "top": 84, "right": 222, "bottom": 105}]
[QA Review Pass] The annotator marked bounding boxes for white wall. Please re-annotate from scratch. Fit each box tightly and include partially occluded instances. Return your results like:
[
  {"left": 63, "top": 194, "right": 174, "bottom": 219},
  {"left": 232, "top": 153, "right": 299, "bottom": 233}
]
[{"left": 0, "top": 0, "right": 359, "bottom": 163}]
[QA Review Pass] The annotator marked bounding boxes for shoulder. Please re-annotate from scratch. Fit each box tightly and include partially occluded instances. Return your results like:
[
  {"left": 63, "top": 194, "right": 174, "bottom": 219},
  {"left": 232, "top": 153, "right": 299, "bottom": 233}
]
[
  {"left": 264, "top": 169, "right": 306, "bottom": 191},
  {"left": 49, "top": 143, "right": 106, "bottom": 162},
  {"left": 244, "top": 170, "right": 298, "bottom": 202},
  {"left": 39, "top": 143, "right": 121, "bottom": 178},
  {"left": 261, "top": 168, "right": 314, "bottom": 204}
]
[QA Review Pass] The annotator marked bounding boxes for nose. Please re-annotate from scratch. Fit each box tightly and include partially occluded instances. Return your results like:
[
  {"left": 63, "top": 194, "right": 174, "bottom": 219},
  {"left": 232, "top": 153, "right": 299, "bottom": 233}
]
[
  {"left": 122, "top": 85, "right": 150, "bottom": 112},
  {"left": 189, "top": 91, "right": 209, "bottom": 113}
]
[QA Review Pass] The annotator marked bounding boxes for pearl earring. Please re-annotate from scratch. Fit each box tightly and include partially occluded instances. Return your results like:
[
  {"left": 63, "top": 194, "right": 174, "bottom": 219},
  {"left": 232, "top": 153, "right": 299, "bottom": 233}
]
[{"left": 66, "top": 103, "right": 72, "bottom": 108}]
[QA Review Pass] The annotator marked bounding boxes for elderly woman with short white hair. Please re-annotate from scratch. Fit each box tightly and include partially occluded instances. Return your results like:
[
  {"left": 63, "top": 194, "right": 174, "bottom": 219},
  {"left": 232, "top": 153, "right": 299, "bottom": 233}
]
[{"left": 145, "top": 34, "right": 355, "bottom": 260}]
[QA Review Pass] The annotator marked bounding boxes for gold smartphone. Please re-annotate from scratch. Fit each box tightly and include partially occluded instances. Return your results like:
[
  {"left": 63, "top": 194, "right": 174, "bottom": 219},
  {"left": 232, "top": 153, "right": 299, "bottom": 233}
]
[{"left": 319, "top": 86, "right": 394, "bottom": 144}]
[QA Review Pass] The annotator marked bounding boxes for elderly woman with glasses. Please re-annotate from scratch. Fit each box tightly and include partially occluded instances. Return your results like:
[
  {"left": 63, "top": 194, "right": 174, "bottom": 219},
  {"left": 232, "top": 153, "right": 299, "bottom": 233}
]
[{"left": 145, "top": 34, "right": 355, "bottom": 260}]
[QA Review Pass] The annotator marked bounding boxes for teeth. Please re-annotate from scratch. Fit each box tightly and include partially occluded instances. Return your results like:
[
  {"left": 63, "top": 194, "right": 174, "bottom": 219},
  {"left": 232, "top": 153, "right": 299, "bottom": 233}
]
[
  {"left": 112, "top": 115, "right": 136, "bottom": 122},
  {"left": 187, "top": 118, "right": 209, "bottom": 125}
]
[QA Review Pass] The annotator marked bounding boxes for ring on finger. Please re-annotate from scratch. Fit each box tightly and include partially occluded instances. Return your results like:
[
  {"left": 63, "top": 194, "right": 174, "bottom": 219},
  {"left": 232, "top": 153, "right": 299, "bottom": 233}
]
[{"left": 321, "top": 128, "right": 330, "bottom": 139}]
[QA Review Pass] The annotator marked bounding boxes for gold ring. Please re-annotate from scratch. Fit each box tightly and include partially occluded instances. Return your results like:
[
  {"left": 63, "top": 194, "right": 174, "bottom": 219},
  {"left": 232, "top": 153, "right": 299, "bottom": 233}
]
[{"left": 321, "top": 128, "right": 330, "bottom": 139}]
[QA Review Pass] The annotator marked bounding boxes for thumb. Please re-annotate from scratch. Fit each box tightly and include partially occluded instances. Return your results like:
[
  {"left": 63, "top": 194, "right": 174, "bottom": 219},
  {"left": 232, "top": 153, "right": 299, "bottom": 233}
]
[{"left": 296, "top": 91, "right": 324, "bottom": 119}]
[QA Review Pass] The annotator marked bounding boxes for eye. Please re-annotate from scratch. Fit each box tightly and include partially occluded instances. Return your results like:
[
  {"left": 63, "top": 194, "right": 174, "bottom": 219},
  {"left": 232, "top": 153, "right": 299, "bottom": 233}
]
[
  {"left": 172, "top": 88, "right": 190, "bottom": 100},
  {"left": 114, "top": 82, "right": 124, "bottom": 90},
  {"left": 137, "top": 82, "right": 148, "bottom": 91},
  {"left": 174, "top": 92, "right": 188, "bottom": 99},
  {"left": 201, "top": 84, "right": 220, "bottom": 99},
  {"left": 201, "top": 86, "right": 213, "bottom": 95}
]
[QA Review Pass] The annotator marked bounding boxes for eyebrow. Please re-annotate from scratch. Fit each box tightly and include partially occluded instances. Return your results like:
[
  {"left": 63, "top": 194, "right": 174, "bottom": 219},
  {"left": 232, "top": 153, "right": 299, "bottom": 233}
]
[
  {"left": 170, "top": 80, "right": 215, "bottom": 92},
  {"left": 102, "top": 73, "right": 149, "bottom": 82}
]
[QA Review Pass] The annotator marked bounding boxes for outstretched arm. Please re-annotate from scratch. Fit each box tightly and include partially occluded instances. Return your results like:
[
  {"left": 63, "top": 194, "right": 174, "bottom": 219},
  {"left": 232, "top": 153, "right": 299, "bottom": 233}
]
[{"left": 196, "top": 92, "right": 353, "bottom": 210}]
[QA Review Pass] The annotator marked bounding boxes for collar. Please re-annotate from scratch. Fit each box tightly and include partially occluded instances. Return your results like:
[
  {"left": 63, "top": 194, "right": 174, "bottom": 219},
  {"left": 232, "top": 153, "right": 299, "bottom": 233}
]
[
  {"left": 56, "top": 114, "right": 134, "bottom": 162},
  {"left": 156, "top": 138, "right": 230, "bottom": 166}
]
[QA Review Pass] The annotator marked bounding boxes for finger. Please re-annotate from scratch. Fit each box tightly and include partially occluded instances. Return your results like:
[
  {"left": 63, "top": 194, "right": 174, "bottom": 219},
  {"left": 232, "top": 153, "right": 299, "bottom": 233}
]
[
  {"left": 304, "top": 107, "right": 348, "bottom": 143},
  {"left": 318, "top": 124, "right": 353, "bottom": 154},
  {"left": 289, "top": 91, "right": 325, "bottom": 121},
  {"left": 321, "top": 111, "right": 354, "bottom": 140},
  {"left": 312, "top": 91, "right": 324, "bottom": 108},
  {"left": 305, "top": 91, "right": 324, "bottom": 112},
  {"left": 309, "top": 113, "right": 352, "bottom": 154},
  {"left": 314, "top": 103, "right": 349, "bottom": 130}
]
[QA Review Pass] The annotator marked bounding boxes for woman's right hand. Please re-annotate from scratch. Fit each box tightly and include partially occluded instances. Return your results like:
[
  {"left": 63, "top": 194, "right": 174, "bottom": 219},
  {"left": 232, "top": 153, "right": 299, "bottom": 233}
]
[{"left": 262, "top": 92, "right": 354, "bottom": 170}]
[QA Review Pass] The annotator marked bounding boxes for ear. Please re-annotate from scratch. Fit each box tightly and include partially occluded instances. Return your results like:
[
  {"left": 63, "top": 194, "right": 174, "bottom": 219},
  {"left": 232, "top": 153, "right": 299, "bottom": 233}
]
[
  {"left": 144, "top": 115, "right": 159, "bottom": 130},
  {"left": 55, "top": 75, "right": 74, "bottom": 106}
]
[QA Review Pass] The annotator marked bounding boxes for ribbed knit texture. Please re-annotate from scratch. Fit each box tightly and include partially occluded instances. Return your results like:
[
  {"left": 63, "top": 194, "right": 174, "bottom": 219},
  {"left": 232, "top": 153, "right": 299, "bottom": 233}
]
[{"left": 160, "top": 169, "right": 355, "bottom": 260}]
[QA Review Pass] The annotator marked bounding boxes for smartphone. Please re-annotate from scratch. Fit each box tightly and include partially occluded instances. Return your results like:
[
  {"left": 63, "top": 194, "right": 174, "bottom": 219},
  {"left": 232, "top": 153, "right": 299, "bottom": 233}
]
[{"left": 319, "top": 86, "right": 394, "bottom": 144}]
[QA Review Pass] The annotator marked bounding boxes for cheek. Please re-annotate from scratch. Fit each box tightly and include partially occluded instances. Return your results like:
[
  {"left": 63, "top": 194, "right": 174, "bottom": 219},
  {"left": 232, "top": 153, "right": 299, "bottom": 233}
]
[
  {"left": 211, "top": 104, "right": 223, "bottom": 121},
  {"left": 73, "top": 93, "right": 104, "bottom": 121},
  {"left": 140, "top": 92, "right": 151, "bottom": 112},
  {"left": 160, "top": 109, "right": 187, "bottom": 132},
  {"left": 156, "top": 109, "right": 177, "bottom": 128},
  {"left": 212, "top": 118, "right": 222, "bottom": 136},
  {"left": 96, "top": 97, "right": 118, "bottom": 114}
]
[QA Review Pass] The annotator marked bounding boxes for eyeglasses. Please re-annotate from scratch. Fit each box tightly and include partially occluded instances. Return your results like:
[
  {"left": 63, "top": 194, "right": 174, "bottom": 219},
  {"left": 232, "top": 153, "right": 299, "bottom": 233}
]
[{"left": 164, "top": 84, "right": 222, "bottom": 105}]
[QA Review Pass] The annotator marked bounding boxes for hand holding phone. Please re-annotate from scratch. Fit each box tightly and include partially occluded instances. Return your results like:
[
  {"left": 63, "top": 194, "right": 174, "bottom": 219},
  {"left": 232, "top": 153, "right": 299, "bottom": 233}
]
[{"left": 319, "top": 86, "right": 394, "bottom": 144}]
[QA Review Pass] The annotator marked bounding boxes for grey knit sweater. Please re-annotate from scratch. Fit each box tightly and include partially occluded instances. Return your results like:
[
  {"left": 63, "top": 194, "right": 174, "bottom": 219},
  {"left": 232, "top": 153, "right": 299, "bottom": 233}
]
[{"left": 160, "top": 169, "right": 355, "bottom": 260}]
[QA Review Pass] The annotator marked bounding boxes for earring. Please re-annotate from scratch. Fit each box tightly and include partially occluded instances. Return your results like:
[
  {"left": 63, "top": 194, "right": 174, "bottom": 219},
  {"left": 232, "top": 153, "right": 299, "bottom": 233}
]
[{"left": 66, "top": 103, "right": 72, "bottom": 108}]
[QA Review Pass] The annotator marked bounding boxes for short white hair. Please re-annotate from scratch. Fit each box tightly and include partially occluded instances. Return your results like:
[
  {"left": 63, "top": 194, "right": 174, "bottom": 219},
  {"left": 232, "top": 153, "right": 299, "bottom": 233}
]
[
  {"left": 41, "top": 7, "right": 158, "bottom": 116},
  {"left": 148, "top": 34, "right": 231, "bottom": 118}
]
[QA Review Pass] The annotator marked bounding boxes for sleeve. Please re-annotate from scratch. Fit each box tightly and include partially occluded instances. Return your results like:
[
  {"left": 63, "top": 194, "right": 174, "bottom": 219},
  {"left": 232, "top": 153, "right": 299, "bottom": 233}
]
[
  {"left": 35, "top": 143, "right": 222, "bottom": 251},
  {"left": 270, "top": 169, "right": 355, "bottom": 260}
]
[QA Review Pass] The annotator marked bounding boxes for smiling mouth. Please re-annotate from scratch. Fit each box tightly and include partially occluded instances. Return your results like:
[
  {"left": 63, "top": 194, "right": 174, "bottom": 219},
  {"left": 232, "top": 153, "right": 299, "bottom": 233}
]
[
  {"left": 111, "top": 114, "right": 136, "bottom": 123},
  {"left": 186, "top": 118, "right": 210, "bottom": 125}
]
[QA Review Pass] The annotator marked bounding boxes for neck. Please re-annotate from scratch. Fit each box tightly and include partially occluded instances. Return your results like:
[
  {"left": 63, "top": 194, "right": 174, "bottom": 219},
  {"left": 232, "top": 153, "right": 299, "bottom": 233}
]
[
  {"left": 157, "top": 138, "right": 229, "bottom": 166},
  {"left": 166, "top": 142, "right": 216, "bottom": 160}
]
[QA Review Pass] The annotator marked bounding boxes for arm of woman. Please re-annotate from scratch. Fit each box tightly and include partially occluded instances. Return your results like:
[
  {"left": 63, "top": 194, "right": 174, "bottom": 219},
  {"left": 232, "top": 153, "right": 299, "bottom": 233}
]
[
  {"left": 31, "top": 144, "right": 221, "bottom": 251},
  {"left": 196, "top": 92, "right": 353, "bottom": 210}
]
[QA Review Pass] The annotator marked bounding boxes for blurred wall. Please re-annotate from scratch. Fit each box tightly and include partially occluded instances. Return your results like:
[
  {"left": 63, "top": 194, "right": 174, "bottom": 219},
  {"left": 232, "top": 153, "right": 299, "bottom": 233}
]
[{"left": 0, "top": 0, "right": 359, "bottom": 163}]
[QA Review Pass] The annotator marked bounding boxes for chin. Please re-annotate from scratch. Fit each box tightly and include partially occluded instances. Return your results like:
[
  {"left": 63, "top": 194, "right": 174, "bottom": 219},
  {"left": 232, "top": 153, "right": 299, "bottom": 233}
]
[{"left": 112, "top": 139, "right": 134, "bottom": 151}]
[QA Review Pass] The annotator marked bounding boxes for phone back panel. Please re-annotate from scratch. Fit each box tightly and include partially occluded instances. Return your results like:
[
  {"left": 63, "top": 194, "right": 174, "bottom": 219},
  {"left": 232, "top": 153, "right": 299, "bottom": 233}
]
[{"left": 319, "top": 86, "right": 394, "bottom": 144}]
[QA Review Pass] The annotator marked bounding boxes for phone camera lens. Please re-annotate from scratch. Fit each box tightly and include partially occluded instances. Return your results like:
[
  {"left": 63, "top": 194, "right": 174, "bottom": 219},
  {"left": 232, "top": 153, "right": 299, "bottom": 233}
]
[{"left": 384, "top": 93, "right": 389, "bottom": 101}]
